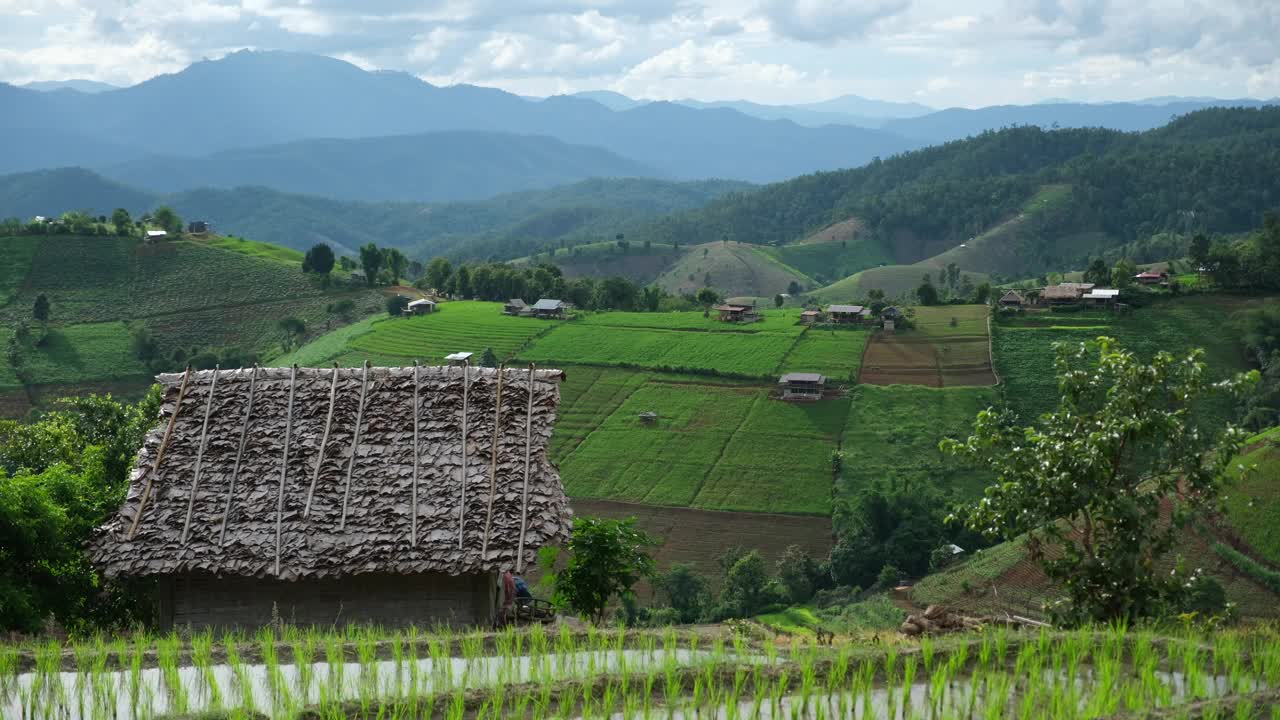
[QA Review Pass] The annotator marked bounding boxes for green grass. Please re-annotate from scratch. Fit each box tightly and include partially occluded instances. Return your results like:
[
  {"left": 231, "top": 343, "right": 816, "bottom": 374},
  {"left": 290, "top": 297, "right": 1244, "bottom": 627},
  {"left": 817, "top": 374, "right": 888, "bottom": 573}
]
[
  {"left": 0, "top": 328, "right": 19, "bottom": 390},
  {"left": 273, "top": 314, "right": 381, "bottom": 366},
  {"left": 755, "top": 606, "right": 823, "bottom": 635},
  {"left": 653, "top": 242, "right": 812, "bottom": 298},
  {"left": 813, "top": 265, "right": 989, "bottom": 303},
  {"left": 577, "top": 308, "right": 807, "bottom": 334},
  {"left": 558, "top": 377, "right": 845, "bottom": 513},
  {"left": 196, "top": 235, "right": 306, "bottom": 264},
  {"left": 911, "top": 536, "right": 1031, "bottom": 607},
  {"left": 993, "top": 295, "right": 1266, "bottom": 422},
  {"left": 912, "top": 305, "right": 989, "bottom": 337},
  {"left": 19, "top": 322, "right": 149, "bottom": 386},
  {"left": 1223, "top": 443, "right": 1280, "bottom": 566},
  {"left": 341, "top": 301, "right": 559, "bottom": 364},
  {"left": 0, "top": 235, "right": 41, "bottom": 307},
  {"left": 767, "top": 236, "right": 893, "bottom": 287},
  {"left": 840, "top": 384, "right": 997, "bottom": 501},
  {"left": 519, "top": 323, "right": 801, "bottom": 378},
  {"left": 779, "top": 330, "right": 868, "bottom": 382},
  {"left": 816, "top": 594, "right": 909, "bottom": 632}
]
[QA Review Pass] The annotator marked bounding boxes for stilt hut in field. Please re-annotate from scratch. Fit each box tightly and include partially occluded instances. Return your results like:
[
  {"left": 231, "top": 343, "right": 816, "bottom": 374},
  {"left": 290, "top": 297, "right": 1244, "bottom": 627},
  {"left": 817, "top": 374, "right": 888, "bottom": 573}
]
[{"left": 89, "top": 364, "right": 572, "bottom": 631}]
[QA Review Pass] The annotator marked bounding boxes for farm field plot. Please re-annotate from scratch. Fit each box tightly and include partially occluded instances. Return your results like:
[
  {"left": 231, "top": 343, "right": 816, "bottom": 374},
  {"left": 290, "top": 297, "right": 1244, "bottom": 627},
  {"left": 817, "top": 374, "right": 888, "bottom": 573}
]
[
  {"left": 1223, "top": 441, "right": 1280, "bottom": 566},
  {"left": 779, "top": 330, "right": 868, "bottom": 382},
  {"left": 550, "top": 366, "right": 649, "bottom": 460},
  {"left": 0, "top": 238, "right": 325, "bottom": 325},
  {"left": 993, "top": 296, "right": 1267, "bottom": 421},
  {"left": 578, "top": 308, "right": 807, "bottom": 334},
  {"left": 859, "top": 305, "right": 995, "bottom": 387},
  {"left": 18, "top": 322, "right": 149, "bottom": 386},
  {"left": 840, "top": 384, "right": 997, "bottom": 502},
  {"left": 572, "top": 499, "right": 834, "bottom": 589},
  {"left": 559, "top": 378, "right": 845, "bottom": 514},
  {"left": 272, "top": 314, "right": 381, "bottom": 366},
  {"left": 520, "top": 324, "right": 799, "bottom": 377},
  {"left": 0, "top": 235, "right": 41, "bottom": 307},
  {"left": 345, "top": 301, "right": 559, "bottom": 364}
]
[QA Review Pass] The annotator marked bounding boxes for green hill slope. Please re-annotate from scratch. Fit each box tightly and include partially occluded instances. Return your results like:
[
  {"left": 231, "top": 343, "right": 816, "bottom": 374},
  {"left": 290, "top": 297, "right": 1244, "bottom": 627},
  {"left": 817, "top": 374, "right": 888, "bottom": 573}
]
[
  {"left": 653, "top": 241, "right": 813, "bottom": 298},
  {"left": 0, "top": 233, "right": 382, "bottom": 416},
  {"left": 617, "top": 107, "right": 1280, "bottom": 284}
]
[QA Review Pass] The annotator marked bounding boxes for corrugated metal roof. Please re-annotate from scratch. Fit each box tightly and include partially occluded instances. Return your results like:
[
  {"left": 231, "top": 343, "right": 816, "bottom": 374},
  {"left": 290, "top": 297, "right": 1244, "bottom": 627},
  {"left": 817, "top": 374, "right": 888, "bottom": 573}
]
[
  {"left": 531, "top": 299, "right": 564, "bottom": 311},
  {"left": 406, "top": 299, "right": 435, "bottom": 307},
  {"left": 827, "top": 304, "right": 866, "bottom": 314},
  {"left": 779, "top": 372, "right": 826, "bottom": 383},
  {"left": 1083, "top": 288, "right": 1120, "bottom": 299}
]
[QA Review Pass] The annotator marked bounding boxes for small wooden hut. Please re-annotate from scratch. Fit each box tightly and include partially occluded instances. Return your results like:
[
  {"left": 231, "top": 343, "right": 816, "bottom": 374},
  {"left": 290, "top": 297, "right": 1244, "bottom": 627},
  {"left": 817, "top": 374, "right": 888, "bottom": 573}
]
[
  {"left": 778, "top": 372, "right": 826, "bottom": 400},
  {"left": 531, "top": 299, "right": 566, "bottom": 319},
  {"left": 504, "top": 299, "right": 528, "bottom": 316},
  {"left": 405, "top": 298, "right": 436, "bottom": 315},
  {"left": 826, "top": 304, "right": 871, "bottom": 324},
  {"left": 998, "top": 290, "right": 1025, "bottom": 308},
  {"left": 800, "top": 310, "right": 823, "bottom": 324},
  {"left": 89, "top": 365, "right": 572, "bottom": 631}
]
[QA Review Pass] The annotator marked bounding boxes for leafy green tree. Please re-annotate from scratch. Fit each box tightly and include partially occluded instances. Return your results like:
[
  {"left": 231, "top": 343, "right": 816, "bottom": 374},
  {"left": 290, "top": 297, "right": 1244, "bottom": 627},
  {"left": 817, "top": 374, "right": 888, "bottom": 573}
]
[
  {"left": 479, "top": 347, "right": 499, "bottom": 368},
  {"left": 277, "top": 317, "right": 306, "bottom": 349},
  {"left": 1083, "top": 258, "right": 1110, "bottom": 286},
  {"left": 695, "top": 287, "right": 720, "bottom": 310},
  {"left": 915, "top": 275, "right": 940, "bottom": 306},
  {"left": 942, "top": 338, "right": 1255, "bottom": 625},
  {"left": 1112, "top": 258, "right": 1138, "bottom": 289},
  {"left": 972, "top": 282, "right": 992, "bottom": 304},
  {"left": 385, "top": 295, "right": 410, "bottom": 316},
  {"left": 774, "top": 294, "right": 784, "bottom": 308},
  {"left": 425, "top": 257, "right": 453, "bottom": 292},
  {"left": 359, "top": 243, "right": 384, "bottom": 287},
  {"left": 329, "top": 299, "right": 357, "bottom": 320},
  {"left": 775, "top": 545, "right": 825, "bottom": 604},
  {"left": 32, "top": 294, "right": 49, "bottom": 325},
  {"left": 385, "top": 248, "right": 409, "bottom": 285},
  {"left": 787, "top": 280, "right": 802, "bottom": 296},
  {"left": 302, "top": 243, "right": 335, "bottom": 275},
  {"left": 152, "top": 206, "right": 182, "bottom": 235},
  {"left": 653, "top": 563, "right": 710, "bottom": 623},
  {"left": 721, "top": 550, "right": 774, "bottom": 617},
  {"left": 110, "top": 208, "right": 133, "bottom": 236},
  {"left": 550, "top": 517, "right": 656, "bottom": 623},
  {"left": 1189, "top": 233, "right": 1211, "bottom": 269}
]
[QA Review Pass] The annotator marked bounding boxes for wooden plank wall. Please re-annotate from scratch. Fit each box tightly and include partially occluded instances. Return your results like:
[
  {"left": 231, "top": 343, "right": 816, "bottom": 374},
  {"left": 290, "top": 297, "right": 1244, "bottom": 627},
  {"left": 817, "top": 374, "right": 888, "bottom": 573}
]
[{"left": 164, "top": 572, "right": 496, "bottom": 631}]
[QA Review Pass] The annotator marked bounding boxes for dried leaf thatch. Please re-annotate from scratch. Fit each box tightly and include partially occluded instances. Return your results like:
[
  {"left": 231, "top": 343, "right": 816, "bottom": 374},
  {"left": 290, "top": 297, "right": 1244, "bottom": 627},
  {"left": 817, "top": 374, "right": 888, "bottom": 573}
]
[{"left": 89, "top": 366, "right": 572, "bottom": 581}]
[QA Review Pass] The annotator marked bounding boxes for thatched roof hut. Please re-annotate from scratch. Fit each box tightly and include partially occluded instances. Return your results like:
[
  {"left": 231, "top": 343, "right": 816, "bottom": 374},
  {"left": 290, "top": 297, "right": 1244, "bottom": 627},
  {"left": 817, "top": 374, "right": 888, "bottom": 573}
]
[{"left": 90, "top": 365, "right": 572, "bottom": 630}]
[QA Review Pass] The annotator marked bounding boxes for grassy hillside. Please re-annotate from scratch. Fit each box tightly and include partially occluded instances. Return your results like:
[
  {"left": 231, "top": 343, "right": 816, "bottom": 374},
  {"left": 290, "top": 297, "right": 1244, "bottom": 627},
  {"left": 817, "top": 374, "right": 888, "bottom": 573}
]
[
  {"left": 0, "top": 233, "right": 382, "bottom": 415},
  {"left": 652, "top": 241, "right": 814, "bottom": 298},
  {"left": 811, "top": 265, "right": 988, "bottom": 302}
]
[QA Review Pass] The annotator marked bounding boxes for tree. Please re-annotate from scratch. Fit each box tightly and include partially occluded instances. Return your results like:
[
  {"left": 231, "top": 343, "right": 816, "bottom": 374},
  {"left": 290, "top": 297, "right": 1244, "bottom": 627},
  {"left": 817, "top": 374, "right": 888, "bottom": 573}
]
[
  {"left": 1112, "top": 258, "right": 1138, "bottom": 289},
  {"left": 32, "top": 294, "right": 50, "bottom": 325},
  {"left": 916, "top": 275, "right": 940, "bottom": 306},
  {"left": 278, "top": 316, "right": 306, "bottom": 347},
  {"left": 359, "top": 243, "right": 384, "bottom": 287},
  {"left": 152, "top": 206, "right": 182, "bottom": 235},
  {"left": 972, "top": 282, "right": 992, "bottom": 304},
  {"left": 1189, "top": 233, "right": 1211, "bottom": 269},
  {"left": 425, "top": 257, "right": 453, "bottom": 292},
  {"left": 775, "top": 545, "right": 824, "bottom": 604},
  {"left": 329, "top": 299, "right": 357, "bottom": 320},
  {"left": 1083, "top": 258, "right": 1110, "bottom": 286},
  {"left": 945, "top": 262, "right": 961, "bottom": 290},
  {"left": 720, "top": 550, "right": 774, "bottom": 617},
  {"left": 385, "top": 248, "right": 408, "bottom": 285},
  {"left": 302, "top": 243, "right": 335, "bottom": 275},
  {"left": 385, "top": 295, "right": 410, "bottom": 316},
  {"left": 479, "top": 347, "right": 499, "bottom": 368},
  {"left": 774, "top": 294, "right": 784, "bottom": 309},
  {"left": 942, "top": 338, "right": 1255, "bottom": 625},
  {"left": 787, "top": 280, "right": 802, "bottom": 296},
  {"left": 550, "top": 517, "right": 655, "bottom": 623},
  {"left": 110, "top": 208, "right": 132, "bottom": 236},
  {"left": 695, "top": 287, "right": 720, "bottom": 310},
  {"left": 653, "top": 563, "right": 710, "bottom": 623}
]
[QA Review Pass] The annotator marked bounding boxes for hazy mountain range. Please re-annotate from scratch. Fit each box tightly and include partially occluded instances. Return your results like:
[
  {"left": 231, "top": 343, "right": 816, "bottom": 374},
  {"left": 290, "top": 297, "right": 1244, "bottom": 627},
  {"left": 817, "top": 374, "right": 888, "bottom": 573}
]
[{"left": 0, "top": 50, "right": 1274, "bottom": 207}]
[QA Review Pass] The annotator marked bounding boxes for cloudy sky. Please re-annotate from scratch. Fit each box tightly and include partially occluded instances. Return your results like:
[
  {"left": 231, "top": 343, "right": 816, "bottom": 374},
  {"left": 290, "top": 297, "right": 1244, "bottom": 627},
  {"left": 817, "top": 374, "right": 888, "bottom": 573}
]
[{"left": 1, "top": 0, "right": 1276, "bottom": 107}]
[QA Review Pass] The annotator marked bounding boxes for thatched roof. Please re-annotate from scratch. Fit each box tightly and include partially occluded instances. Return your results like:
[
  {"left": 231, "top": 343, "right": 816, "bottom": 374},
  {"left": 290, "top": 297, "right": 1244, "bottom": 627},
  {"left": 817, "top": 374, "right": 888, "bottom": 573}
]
[{"left": 90, "top": 365, "right": 572, "bottom": 581}]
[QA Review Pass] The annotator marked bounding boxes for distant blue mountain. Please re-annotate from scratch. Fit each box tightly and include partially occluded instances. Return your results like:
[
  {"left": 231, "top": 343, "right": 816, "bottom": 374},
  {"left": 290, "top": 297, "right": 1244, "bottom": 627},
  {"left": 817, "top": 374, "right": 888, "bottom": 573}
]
[{"left": 21, "top": 79, "right": 120, "bottom": 94}]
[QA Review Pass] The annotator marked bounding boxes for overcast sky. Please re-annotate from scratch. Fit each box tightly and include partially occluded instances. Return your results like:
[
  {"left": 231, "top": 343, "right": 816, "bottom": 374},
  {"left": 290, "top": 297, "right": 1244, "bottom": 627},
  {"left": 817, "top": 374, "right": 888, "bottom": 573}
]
[{"left": 1, "top": 0, "right": 1276, "bottom": 107}]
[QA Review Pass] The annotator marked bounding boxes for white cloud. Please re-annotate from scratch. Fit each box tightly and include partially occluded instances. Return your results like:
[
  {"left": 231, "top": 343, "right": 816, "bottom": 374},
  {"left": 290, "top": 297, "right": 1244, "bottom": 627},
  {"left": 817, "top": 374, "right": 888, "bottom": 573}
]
[{"left": 613, "top": 40, "right": 805, "bottom": 99}]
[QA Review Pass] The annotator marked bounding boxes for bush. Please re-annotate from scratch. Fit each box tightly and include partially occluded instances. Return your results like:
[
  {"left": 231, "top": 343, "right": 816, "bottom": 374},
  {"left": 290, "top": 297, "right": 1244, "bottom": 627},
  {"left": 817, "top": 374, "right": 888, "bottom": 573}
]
[
  {"left": 875, "top": 563, "right": 903, "bottom": 590},
  {"left": 386, "top": 295, "right": 411, "bottom": 316}
]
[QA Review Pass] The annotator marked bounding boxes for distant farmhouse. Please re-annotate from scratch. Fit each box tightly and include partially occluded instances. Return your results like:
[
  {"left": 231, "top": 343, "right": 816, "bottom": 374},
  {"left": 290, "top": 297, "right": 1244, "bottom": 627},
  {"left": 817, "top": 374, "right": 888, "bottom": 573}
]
[
  {"left": 826, "top": 304, "right": 871, "bottom": 324},
  {"left": 1135, "top": 270, "right": 1169, "bottom": 285},
  {"left": 145, "top": 229, "right": 168, "bottom": 241},
  {"left": 89, "top": 366, "right": 572, "bottom": 631},
  {"left": 504, "top": 299, "right": 529, "bottom": 316},
  {"left": 1040, "top": 283, "right": 1095, "bottom": 305},
  {"left": 530, "top": 298, "right": 567, "bottom": 319},
  {"left": 187, "top": 220, "right": 210, "bottom": 234},
  {"left": 998, "top": 290, "right": 1026, "bottom": 308},
  {"left": 779, "top": 372, "right": 826, "bottom": 401},
  {"left": 800, "top": 309, "right": 824, "bottom": 324},
  {"left": 404, "top": 298, "right": 436, "bottom": 315},
  {"left": 714, "top": 303, "right": 761, "bottom": 323}
]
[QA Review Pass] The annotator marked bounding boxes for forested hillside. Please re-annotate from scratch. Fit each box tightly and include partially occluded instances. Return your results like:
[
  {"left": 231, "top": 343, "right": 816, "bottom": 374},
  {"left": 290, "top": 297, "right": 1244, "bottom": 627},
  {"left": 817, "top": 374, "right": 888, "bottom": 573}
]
[
  {"left": 0, "top": 170, "right": 749, "bottom": 257},
  {"left": 611, "top": 107, "right": 1280, "bottom": 284}
]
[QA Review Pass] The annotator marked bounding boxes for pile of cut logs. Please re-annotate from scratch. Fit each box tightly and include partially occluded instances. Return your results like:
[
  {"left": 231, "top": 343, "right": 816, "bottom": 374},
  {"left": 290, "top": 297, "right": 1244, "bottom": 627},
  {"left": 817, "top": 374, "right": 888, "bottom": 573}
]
[{"left": 900, "top": 605, "right": 1048, "bottom": 636}]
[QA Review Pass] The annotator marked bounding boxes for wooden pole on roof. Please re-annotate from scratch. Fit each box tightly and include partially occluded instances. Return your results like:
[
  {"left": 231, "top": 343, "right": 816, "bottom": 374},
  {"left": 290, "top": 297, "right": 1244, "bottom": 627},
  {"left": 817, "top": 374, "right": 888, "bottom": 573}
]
[
  {"left": 456, "top": 360, "right": 470, "bottom": 549},
  {"left": 220, "top": 366, "right": 260, "bottom": 547},
  {"left": 273, "top": 364, "right": 299, "bottom": 578},
  {"left": 339, "top": 361, "right": 371, "bottom": 532},
  {"left": 516, "top": 363, "right": 535, "bottom": 573},
  {"left": 481, "top": 364, "right": 505, "bottom": 559},
  {"left": 303, "top": 364, "right": 341, "bottom": 519},
  {"left": 180, "top": 366, "right": 220, "bottom": 545},
  {"left": 128, "top": 366, "right": 193, "bottom": 540},
  {"left": 411, "top": 361, "right": 420, "bottom": 546}
]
